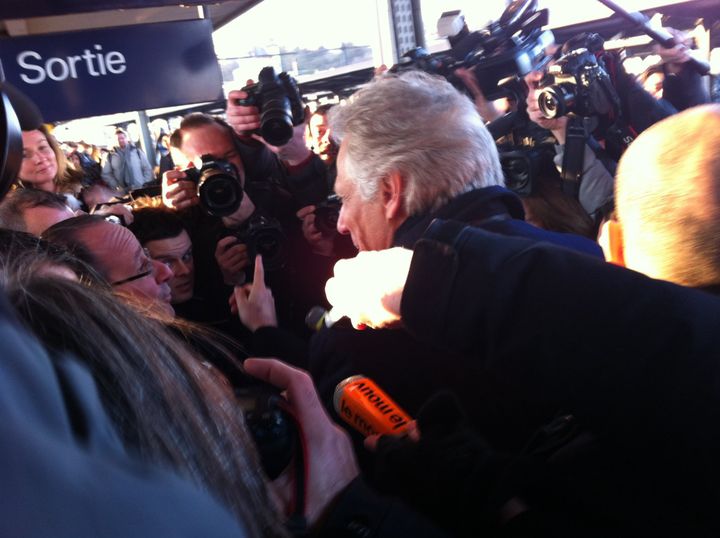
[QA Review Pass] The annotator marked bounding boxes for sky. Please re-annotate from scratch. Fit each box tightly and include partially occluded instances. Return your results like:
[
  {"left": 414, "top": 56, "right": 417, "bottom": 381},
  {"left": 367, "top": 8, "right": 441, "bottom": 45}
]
[{"left": 212, "top": 0, "right": 382, "bottom": 59}]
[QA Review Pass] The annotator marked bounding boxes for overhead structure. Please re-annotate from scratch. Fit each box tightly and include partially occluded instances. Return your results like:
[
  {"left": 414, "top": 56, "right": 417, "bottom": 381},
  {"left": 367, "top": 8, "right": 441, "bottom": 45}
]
[{"left": 0, "top": 0, "right": 263, "bottom": 37}]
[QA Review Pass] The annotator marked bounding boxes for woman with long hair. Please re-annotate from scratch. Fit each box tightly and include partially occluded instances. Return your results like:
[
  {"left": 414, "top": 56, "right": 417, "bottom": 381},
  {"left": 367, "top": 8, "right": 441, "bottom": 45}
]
[
  {"left": 0, "top": 234, "right": 288, "bottom": 538},
  {"left": 18, "top": 126, "right": 84, "bottom": 209}
]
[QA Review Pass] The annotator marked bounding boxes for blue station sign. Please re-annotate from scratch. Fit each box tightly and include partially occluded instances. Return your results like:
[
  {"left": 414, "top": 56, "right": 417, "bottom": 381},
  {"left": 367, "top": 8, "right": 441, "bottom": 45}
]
[{"left": 0, "top": 19, "right": 224, "bottom": 122}]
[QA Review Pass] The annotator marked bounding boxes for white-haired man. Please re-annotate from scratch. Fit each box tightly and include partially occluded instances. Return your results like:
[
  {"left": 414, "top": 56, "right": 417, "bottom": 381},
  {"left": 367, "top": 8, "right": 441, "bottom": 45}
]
[{"left": 306, "top": 71, "right": 602, "bottom": 451}]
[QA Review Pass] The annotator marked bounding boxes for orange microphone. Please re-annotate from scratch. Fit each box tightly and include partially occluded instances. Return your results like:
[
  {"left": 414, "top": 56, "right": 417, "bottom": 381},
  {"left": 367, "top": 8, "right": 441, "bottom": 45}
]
[{"left": 333, "top": 375, "right": 413, "bottom": 437}]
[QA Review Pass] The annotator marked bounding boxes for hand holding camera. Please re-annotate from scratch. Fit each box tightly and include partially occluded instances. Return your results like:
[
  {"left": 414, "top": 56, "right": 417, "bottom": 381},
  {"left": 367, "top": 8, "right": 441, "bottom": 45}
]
[
  {"left": 162, "top": 168, "right": 200, "bottom": 211},
  {"left": 226, "top": 67, "right": 311, "bottom": 165},
  {"left": 243, "top": 357, "right": 360, "bottom": 528},
  {"left": 216, "top": 235, "right": 250, "bottom": 286}
]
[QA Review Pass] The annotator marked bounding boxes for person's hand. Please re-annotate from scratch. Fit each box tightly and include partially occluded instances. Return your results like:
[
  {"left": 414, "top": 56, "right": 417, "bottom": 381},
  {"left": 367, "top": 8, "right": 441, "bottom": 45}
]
[
  {"left": 524, "top": 71, "right": 569, "bottom": 142},
  {"left": 91, "top": 203, "right": 134, "bottom": 225},
  {"left": 232, "top": 255, "right": 278, "bottom": 331},
  {"left": 162, "top": 168, "right": 199, "bottom": 211},
  {"left": 243, "top": 358, "right": 360, "bottom": 528},
  {"left": 454, "top": 67, "right": 501, "bottom": 122},
  {"left": 215, "top": 236, "right": 250, "bottom": 285},
  {"left": 324, "top": 247, "right": 413, "bottom": 329},
  {"left": 227, "top": 85, "right": 312, "bottom": 165},
  {"left": 654, "top": 28, "right": 693, "bottom": 75},
  {"left": 296, "top": 205, "right": 334, "bottom": 257},
  {"left": 226, "top": 82, "right": 260, "bottom": 136}
]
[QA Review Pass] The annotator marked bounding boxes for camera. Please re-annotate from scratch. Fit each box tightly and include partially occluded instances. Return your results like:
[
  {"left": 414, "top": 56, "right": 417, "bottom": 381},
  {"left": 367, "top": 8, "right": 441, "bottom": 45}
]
[
  {"left": 183, "top": 154, "right": 243, "bottom": 218},
  {"left": 538, "top": 45, "right": 619, "bottom": 120},
  {"left": 235, "top": 382, "right": 295, "bottom": 480},
  {"left": 237, "top": 67, "right": 305, "bottom": 147},
  {"left": 235, "top": 215, "right": 286, "bottom": 272},
  {"left": 499, "top": 145, "right": 557, "bottom": 195},
  {"left": 314, "top": 194, "right": 341, "bottom": 237}
]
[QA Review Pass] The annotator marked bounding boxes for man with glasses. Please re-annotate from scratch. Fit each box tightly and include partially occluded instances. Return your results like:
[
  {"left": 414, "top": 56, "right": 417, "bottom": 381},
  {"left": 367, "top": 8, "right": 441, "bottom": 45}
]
[{"left": 43, "top": 215, "right": 174, "bottom": 316}]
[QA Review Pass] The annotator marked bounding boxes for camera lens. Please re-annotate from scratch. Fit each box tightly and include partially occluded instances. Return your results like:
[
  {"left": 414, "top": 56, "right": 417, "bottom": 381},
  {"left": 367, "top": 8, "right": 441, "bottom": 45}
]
[
  {"left": 500, "top": 154, "right": 531, "bottom": 193},
  {"left": 538, "top": 84, "right": 575, "bottom": 119},
  {"left": 197, "top": 169, "right": 243, "bottom": 217},
  {"left": 260, "top": 98, "right": 294, "bottom": 146}
]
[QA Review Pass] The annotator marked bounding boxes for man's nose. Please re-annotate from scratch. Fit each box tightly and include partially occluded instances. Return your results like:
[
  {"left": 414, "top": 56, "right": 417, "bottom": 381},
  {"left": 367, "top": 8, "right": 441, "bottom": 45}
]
[
  {"left": 152, "top": 259, "right": 174, "bottom": 284},
  {"left": 336, "top": 205, "right": 350, "bottom": 235}
]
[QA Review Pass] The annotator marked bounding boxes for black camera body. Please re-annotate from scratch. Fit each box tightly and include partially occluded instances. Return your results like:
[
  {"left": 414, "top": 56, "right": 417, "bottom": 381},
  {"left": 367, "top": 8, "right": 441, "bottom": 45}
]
[
  {"left": 235, "top": 215, "right": 286, "bottom": 272},
  {"left": 314, "top": 194, "right": 341, "bottom": 238},
  {"left": 183, "top": 155, "right": 243, "bottom": 217},
  {"left": 237, "top": 67, "right": 305, "bottom": 147},
  {"left": 538, "top": 48, "right": 618, "bottom": 120},
  {"left": 235, "top": 382, "right": 295, "bottom": 480},
  {"left": 499, "top": 144, "right": 558, "bottom": 195}
]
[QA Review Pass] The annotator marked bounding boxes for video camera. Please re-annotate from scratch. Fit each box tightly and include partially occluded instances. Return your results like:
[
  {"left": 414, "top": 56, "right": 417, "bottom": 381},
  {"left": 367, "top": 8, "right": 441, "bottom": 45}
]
[
  {"left": 393, "top": 0, "right": 554, "bottom": 101},
  {"left": 182, "top": 154, "right": 244, "bottom": 218},
  {"left": 237, "top": 67, "right": 305, "bottom": 147}
]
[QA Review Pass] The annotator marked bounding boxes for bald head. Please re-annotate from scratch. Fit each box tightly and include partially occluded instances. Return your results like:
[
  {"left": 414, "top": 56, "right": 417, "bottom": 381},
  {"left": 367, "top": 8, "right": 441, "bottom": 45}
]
[{"left": 616, "top": 104, "right": 720, "bottom": 288}]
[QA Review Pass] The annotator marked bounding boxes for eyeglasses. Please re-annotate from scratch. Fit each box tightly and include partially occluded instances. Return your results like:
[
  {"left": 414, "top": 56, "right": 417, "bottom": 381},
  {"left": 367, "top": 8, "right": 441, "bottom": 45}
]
[{"left": 110, "top": 248, "right": 154, "bottom": 286}]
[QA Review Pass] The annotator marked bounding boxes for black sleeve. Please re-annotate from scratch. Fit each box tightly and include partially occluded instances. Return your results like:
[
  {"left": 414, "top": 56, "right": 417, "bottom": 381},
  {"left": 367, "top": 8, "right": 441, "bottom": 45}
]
[
  {"left": 316, "top": 476, "right": 451, "bottom": 538},
  {"left": 661, "top": 63, "right": 711, "bottom": 111},
  {"left": 615, "top": 65, "right": 676, "bottom": 134},
  {"left": 250, "top": 326, "right": 309, "bottom": 368}
]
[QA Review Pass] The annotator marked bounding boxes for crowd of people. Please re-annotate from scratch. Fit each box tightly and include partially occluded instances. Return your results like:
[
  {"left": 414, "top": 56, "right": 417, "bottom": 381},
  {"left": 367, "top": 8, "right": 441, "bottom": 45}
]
[{"left": 0, "top": 22, "right": 719, "bottom": 538}]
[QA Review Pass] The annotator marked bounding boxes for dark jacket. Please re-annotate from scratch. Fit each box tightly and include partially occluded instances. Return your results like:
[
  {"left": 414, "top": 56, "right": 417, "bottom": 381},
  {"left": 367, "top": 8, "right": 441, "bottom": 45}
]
[
  {"left": 394, "top": 220, "right": 720, "bottom": 536},
  {"left": 309, "top": 187, "right": 604, "bottom": 458}
]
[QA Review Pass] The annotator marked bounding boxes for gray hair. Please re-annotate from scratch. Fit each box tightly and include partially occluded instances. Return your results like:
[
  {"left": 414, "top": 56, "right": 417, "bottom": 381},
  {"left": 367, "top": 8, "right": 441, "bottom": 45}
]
[{"left": 329, "top": 70, "right": 503, "bottom": 215}]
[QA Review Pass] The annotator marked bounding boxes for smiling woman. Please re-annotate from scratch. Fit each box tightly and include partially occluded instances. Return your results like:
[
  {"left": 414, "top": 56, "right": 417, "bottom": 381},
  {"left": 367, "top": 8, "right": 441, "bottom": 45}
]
[{"left": 17, "top": 125, "right": 83, "bottom": 205}]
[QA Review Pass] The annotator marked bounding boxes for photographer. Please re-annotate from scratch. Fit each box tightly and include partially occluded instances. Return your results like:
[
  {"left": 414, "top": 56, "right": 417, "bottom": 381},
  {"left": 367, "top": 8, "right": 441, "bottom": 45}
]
[
  {"left": 525, "top": 70, "right": 615, "bottom": 220},
  {"left": 163, "top": 109, "right": 332, "bottom": 337},
  {"left": 524, "top": 29, "right": 709, "bottom": 221}
]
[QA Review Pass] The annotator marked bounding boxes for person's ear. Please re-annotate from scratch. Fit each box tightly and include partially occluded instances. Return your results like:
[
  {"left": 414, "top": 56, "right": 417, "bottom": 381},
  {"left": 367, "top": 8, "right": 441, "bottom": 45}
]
[
  {"left": 598, "top": 218, "right": 625, "bottom": 266},
  {"left": 382, "top": 171, "right": 405, "bottom": 221}
]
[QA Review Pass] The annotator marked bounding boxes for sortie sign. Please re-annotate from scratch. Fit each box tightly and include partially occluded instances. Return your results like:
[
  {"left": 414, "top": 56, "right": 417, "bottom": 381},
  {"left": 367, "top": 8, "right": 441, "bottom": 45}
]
[{"left": 0, "top": 19, "right": 224, "bottom": 122}]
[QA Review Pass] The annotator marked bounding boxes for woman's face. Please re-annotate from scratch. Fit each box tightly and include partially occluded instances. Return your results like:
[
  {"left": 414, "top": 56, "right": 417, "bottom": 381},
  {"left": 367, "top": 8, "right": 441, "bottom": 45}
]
[{"left": 20, "top": 130, "right": 58, "bottom": 190}]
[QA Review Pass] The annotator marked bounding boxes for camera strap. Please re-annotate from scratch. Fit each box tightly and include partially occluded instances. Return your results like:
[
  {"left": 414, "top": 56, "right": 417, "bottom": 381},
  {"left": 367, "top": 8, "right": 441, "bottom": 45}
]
[{"left": 560, "top": 117, "right": 588, "bottom": 198}]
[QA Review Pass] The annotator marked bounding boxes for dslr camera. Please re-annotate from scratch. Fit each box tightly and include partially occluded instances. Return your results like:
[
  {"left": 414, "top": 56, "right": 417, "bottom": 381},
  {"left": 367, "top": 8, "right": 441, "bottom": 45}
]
[
  {"left": 537, "top": 37, "right": 619, "bottom": 120},
  {"left": 313, "top": 194, "right": 341, "bottom": 237},
  {"left": 183, "top": 154, "right": 243, "bottom": 217},
  {"left": 499, "top": 145, "right": 558, "bottom": 195},
  {"left": 235, "top": 382, "right": 296, "bottom": 480},
  {"left": 235, "top": 215, "right": 286, "bottom": 272},
  {"left": 237, "top": 67, "right": 305, "bottom": 147}
]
